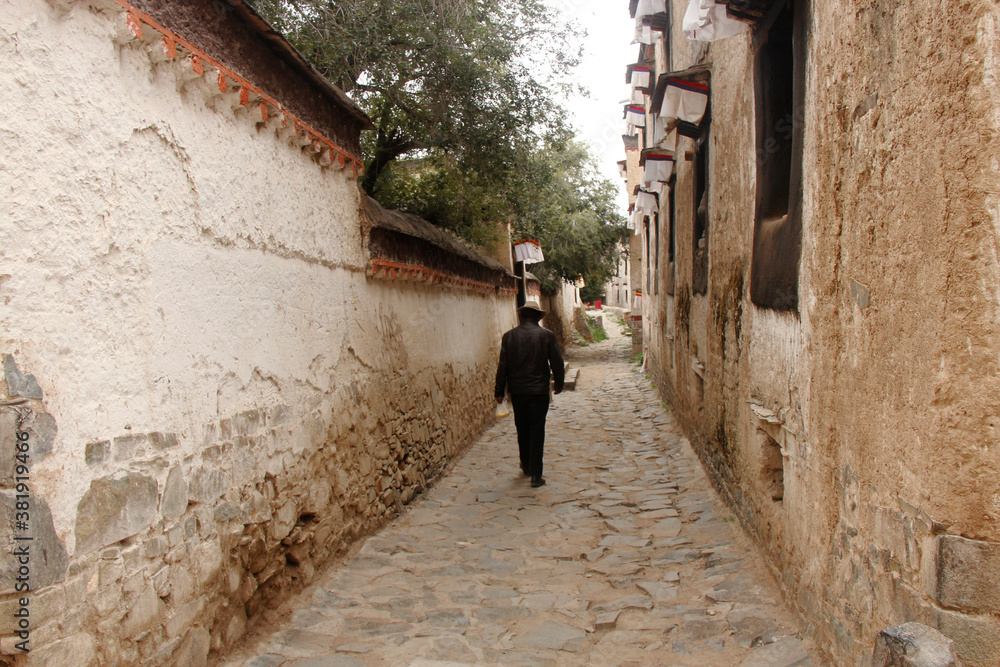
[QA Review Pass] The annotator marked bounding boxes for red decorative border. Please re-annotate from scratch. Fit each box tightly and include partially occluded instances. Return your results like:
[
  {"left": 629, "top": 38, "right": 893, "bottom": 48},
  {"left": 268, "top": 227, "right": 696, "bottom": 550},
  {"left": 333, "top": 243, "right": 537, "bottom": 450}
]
[
  {"left": 76, "top": 0, "right": 364, "bottom": 175},
  {"left": 367, "top": 259, "right": 517, "bottom": 296}
]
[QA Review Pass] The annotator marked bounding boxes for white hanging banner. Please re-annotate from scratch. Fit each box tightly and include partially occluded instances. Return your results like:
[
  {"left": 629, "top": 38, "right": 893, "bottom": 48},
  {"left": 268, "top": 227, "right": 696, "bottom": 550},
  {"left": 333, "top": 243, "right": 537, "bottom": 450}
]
[
  {"left": 630, "top": 88, "right": 645, "bottom": 104},
  {"left": 638, "top": 22, "right": 658, "bottom": 45},
  {"left": 513, "top": 239, "right": 544, "bottom": 264},
  {"left": 660, "top": 78, "right": 710, "bottom": 125},
  {"left": 635, "top": 190, "right": 658, "bottom": 215},
  {"left": 627, "top": 208, "right": 641, "bottom": 230},
  {"left": 635, "top": 0, "right": 666, "bottom": 19},
  {"left": 682, "top": 0, "right": 747, "bottom": 42},
  {"left": 630, "top": 66, "right": 652, "bottom": 89},
  {"left": 642, "top": 155, "right": 675, "bottom": 187},
  {"left": 625, "top": 105, "right": 647, "bottom": 128},
  {"left": 653, "top": 118, "right": 678, "bottom": 150}
]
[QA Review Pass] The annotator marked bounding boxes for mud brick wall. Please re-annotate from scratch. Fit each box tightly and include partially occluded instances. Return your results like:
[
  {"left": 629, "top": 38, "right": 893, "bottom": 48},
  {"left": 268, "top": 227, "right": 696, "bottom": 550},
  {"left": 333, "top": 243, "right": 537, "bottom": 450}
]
[
  {"left": 635, "top": 1, "right": 1000, "bottom": 664},
  {"left": 0, "top": 1, "right": 514, "bottom": 664}
]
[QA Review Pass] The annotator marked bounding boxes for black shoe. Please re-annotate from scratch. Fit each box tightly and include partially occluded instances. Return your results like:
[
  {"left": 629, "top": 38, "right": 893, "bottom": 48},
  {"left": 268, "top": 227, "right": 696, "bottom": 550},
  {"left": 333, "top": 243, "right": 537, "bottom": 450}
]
[
  {"left": 520, "top": 465, "right": 529, "bottom": 476},
  {"left": 530, "top": 475, "right": 546, "bottom": 488}
]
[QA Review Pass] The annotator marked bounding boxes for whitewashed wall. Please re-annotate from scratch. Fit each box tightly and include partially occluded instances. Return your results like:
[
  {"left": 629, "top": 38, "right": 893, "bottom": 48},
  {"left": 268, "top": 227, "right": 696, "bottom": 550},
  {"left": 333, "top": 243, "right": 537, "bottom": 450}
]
[{"left": 0, "top": 1, "right": 515, "bottom": 664}]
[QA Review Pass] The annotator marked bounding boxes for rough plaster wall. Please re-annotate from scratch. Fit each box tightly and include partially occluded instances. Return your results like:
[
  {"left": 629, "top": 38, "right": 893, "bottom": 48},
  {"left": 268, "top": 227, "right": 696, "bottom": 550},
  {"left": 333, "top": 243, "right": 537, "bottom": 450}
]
[
  {"left": 799, "top": 0, "right": 1000, "bottom": 660},
  {"left": 0, "top": 2, "right": 515, "bottom": 663},
  {"left": 806, "top": 0, "right": 1000, "bottom": 540},
  {"left": 638, "top": 0, "right": 1000, "bottom": 663}
]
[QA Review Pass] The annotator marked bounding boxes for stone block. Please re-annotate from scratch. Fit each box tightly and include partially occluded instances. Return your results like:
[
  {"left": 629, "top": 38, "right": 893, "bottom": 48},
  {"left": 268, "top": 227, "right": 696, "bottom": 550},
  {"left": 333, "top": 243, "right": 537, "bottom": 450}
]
[
  {"left": 84, "top": 441, "right": 110, "bottom": 467},
  {"left": 738, "top": 636, "right": 812, "bottom": 666},
  {"left": 174, "top": 625, "right": 210, "bottom": 667},
  {"left": 113, "top": 433, "right": 147, "bottom": 462},
  {"left": 270, "top": 501, "right": 296, "bottom": 541},
  {"left": 148, "top": 431, "right": 179, "bottom": 450},
  {"left": 3, "top": 355, "right": 43, "bottom": 399},
  {"left": 75, "top": 471, "right": 158, "bottom": 554},
  {"left": 224, "top": 605, "right": 248, "bottom": 646},
  {"left": 0, "top": 491, "right": 68, "bottom": 593},
  {"left": 123, "top": 569, "right": 146, "bottom": 594},
  {"left": 0, "top": 597, "right": 27, "bottom": 636},
  {"left": 145, "top": 535, "right": 168, "bottom": 559},
  {"left": 213, "top": 501, "right": 242, "bottom": 523},
  {"left": 163, "top": 598, "right": 204, "bottom": 639},
  {"left": 122, "top": 584, "right": 165, "bottom": 636},
  {"left": 99, "top": 558, "right": 124, "bottom": 588},
  {"left": 936, "top": 535, "right": 1000, "bottom": 613},
  {"left": 0, "top": 409, "right": 18, "bottom": 484},
  {"left": 23, "top": 632, "right": 94, "bottom": 667},
  {"left": 872, "top": 622, "right": 957, "bottom": 666},
  {"left": 26, "top": 413, "right": 56, "bottom": 457},
  {"left": 194, "top": 540, "right": 223, "bottom": 587},
  {"left": 933, "top": 607, "right": 1000, "bottom": 667},
  {"left": 170, "top": 564, "right": 196, "bottom": 604},
  {"left": 187, "top": 468, "right": 226, "bottom": 504}
]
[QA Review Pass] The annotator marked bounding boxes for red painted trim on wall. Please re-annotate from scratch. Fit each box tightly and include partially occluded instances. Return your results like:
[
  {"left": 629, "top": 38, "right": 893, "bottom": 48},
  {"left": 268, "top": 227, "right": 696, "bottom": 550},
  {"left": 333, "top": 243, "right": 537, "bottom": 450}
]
[{"left": 75, "top": 0, "right": 365, "bottom": 175}]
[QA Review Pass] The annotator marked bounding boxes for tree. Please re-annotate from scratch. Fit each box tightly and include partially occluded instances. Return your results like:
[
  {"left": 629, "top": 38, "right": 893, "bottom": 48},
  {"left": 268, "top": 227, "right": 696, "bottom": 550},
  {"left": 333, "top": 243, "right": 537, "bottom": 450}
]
[
  {"left": 506, "top": 136, "right": 627, "bottom": 298},
  {"left": 249, "top": 0, "right": 580, "bottom": 193},
  {"left": 250, "top": 0, "right": 625, "bottom": 291}
]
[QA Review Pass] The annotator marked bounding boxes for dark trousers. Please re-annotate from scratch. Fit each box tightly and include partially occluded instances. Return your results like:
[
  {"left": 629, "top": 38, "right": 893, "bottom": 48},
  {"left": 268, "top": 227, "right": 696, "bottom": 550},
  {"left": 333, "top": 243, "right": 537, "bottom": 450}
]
[{"left": 510, "top": 393, "right": 550, "bottom": 477}]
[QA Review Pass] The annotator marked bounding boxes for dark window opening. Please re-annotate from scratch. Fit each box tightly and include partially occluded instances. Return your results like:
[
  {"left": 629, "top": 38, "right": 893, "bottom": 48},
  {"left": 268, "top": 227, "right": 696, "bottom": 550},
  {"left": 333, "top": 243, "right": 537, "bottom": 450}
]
[
  {"left": 666, "top": 175, "right": 676, "bottom": 296},
  {"left": 653, "top": 212, "right": 660, "bottom": 296},
  {"left": 750, "top": 0, "right": 807, "bottom": 311},
  {"left": 644, "top": 216, "right": 651, "bottom": 296},
  {"left": 761, "top": 430, "right": 784, "bottom": 503},
  {"left": 692, "top": 130, "right": 710, "bottom": 296}
]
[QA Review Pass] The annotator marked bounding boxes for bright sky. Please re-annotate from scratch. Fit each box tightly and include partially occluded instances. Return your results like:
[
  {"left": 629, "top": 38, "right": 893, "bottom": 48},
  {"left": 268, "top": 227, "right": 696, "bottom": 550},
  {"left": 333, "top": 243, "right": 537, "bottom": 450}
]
[{"left": 549, "top": 0, "right": 637, "bottom": 217}]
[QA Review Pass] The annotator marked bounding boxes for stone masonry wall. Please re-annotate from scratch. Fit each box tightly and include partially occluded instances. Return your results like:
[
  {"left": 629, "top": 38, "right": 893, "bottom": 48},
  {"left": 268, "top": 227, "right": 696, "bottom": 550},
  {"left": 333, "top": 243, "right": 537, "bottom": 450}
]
[
  {"left": 638, "top": 1, "right": 1000, "bottom": 664},
  {"left": 0, "top": 1, "right": 515, "bottom": 665}
]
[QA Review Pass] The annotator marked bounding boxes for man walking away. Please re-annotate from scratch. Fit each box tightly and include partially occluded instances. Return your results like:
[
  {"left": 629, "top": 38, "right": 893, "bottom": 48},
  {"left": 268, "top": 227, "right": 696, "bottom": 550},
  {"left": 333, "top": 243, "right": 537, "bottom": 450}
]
[{"left": 494, "top": 300, "right": 565, "bottom": 488}]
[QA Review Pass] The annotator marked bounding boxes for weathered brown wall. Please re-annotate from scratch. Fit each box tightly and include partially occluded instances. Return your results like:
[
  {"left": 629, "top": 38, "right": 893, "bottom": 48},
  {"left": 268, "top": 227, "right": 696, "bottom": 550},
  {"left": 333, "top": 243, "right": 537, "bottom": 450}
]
[{"left": 636, "top": 0, "right": 1000, "bottom": 664}]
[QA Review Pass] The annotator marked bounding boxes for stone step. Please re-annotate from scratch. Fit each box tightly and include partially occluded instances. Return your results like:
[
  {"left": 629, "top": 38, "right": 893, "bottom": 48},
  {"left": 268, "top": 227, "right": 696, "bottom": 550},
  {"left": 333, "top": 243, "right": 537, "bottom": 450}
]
[{"left": 563, "top": 367, "right": 580, "bottom": 391}]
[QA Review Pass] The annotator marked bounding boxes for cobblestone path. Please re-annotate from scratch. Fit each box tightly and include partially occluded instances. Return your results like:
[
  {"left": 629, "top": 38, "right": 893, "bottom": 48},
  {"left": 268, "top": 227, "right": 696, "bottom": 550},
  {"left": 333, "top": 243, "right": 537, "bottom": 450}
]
[{"left": 225, "top": 321, "right": 824, "bottom": 666}]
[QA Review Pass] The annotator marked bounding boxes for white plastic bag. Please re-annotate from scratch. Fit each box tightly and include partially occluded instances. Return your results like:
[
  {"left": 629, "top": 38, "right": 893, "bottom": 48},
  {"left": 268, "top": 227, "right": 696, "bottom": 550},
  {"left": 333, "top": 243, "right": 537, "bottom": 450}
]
[{"left": 495, "top": 398, "right": 511, "bottom": 418}]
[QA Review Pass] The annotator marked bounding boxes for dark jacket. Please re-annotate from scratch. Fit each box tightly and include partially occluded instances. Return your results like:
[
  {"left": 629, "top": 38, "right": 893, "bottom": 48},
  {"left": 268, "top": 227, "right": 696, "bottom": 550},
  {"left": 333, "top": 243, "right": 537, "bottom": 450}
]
[{"left": 495, "top": 321, "right": 565, "bottom": 397}]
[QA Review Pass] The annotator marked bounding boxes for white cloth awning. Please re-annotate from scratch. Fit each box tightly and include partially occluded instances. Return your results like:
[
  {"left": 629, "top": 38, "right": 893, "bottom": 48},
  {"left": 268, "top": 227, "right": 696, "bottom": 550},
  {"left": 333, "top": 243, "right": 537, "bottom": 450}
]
[
  {"left": 642, "top": 156, "right": 675, "bottom": 188},
  {"left": 660, "top": 79, "right": 710, "bottom": 125},
  {"left": 513, "top": 240, "right": 544, "bottom": 264},
  {"left": 653, "top": 119, "right": 678, "bottom": 150},
  {"left": 626, "top": 105, "right": 647, "bottom": 128},
  {"left": 635, "top": 0, "right": 667, "bottom": 19},
  {"left": 635, "top": 20, "right": 662, "bottom": 45},
  {"left": 630, "top": 67, "right": 652, "bottom": 88},
  {"left": 682, "top": 0, "right": 747, "bottom": 42},
  {"left": 635, "top": 190, "right": 658, "bottom": 215}
]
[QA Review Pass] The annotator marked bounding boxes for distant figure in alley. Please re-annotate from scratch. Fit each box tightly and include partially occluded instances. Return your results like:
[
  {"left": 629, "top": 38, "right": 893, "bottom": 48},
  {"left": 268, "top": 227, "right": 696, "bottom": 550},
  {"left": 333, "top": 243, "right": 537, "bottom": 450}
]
[{"left": 494, "top": 300, "right": 565, "bottom": 488}]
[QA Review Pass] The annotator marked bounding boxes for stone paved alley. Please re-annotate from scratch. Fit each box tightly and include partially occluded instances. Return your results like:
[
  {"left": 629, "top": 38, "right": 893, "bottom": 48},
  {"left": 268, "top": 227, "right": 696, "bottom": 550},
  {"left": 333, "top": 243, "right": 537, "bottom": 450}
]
[{"left": 224, "top": 321, "right": 825, "bottom": 666}]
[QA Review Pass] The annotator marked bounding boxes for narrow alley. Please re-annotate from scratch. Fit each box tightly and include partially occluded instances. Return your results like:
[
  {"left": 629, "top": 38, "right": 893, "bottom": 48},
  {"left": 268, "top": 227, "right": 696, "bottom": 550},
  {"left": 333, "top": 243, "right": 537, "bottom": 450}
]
[{"left": 224, "top": 322, "right": 822, "bottom": 667}]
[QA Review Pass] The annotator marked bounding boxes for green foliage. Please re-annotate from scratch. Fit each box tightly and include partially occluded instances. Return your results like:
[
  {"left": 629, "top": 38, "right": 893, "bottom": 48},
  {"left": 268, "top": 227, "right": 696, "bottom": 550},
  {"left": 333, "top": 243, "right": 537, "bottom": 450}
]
[
  {"left": 248, "top": 0, "right": 578, "bottom": 189},
  {"left": 586, "top": 316, "right": 609, "bottom": 343},
  {"left": 250, "top": 0, "right": 624, "bottom": 289},
  {"left": 509, "top": 138, "right": 627, "bottom": 297}
]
